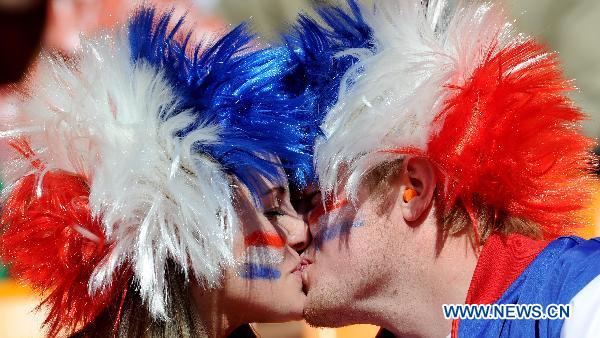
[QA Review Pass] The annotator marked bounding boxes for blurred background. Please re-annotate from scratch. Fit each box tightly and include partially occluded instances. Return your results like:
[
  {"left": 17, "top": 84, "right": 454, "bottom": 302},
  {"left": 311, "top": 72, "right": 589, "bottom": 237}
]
[{"left": 1, "top": 0, "right": 599, "bottom": 337}]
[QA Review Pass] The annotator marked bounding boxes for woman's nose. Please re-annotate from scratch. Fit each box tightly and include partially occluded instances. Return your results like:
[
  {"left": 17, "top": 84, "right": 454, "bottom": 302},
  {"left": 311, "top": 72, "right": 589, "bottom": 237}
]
[{"left": 285, "top": 216, "right": 311, "bottom": 253}]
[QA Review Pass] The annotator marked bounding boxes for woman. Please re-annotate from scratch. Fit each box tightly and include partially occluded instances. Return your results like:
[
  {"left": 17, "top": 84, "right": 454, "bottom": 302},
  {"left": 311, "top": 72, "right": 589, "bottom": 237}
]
[
  {"left": 0, "top": 7, "right": 312, "bottom": 337},
  {"left": 72, "top": 172, "right": 309, "bottom": 337}
]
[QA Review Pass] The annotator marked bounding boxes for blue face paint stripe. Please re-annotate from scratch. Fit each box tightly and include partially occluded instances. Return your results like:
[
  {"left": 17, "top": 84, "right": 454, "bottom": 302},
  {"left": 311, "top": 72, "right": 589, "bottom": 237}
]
[
  {"left": 239, "top": 263, "right": 281, "bottom": 280},
  {"left": 315, "top": 219, "right": 364, "bottom": 250}
]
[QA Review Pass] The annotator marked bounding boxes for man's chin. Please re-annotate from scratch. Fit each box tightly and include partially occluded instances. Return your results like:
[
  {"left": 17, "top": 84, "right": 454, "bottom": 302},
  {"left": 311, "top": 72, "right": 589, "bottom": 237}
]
[
  {"left": 303, "top": 306, "right": 342, "bottom": 328},
  {"left": 302, "top": 285, "right": 350, "bottom": 328}
]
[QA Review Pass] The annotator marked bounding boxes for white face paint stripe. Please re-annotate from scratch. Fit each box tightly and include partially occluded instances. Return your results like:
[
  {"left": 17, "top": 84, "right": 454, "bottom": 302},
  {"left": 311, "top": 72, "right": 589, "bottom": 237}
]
[{"left": 241, "top": 246, "right": 284, "bottom": 266}]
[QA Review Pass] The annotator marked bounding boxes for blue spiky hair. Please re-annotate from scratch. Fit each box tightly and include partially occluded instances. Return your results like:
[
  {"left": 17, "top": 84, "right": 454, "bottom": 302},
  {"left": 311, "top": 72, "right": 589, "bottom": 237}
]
[
  {"left": 128, "top": 8, "right": 316, "bottom": 194},
  {"left": 279, "top": 0, "right": 373, "bottom": 186}
]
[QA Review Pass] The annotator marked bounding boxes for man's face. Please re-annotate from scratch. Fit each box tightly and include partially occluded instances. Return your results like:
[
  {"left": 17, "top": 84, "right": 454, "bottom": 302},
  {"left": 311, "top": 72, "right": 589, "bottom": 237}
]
[{"left": 300, "top": 183, "right": 404, "bottom": 327}]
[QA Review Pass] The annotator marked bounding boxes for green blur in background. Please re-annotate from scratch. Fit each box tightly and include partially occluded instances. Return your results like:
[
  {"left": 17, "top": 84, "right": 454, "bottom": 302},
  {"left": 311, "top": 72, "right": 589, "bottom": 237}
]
[
  {"left": 0, "top": 177, "right": 6, "bottom": 280},
  {"left": 0, "top": 262, "right": 6, "bottom": 280}
]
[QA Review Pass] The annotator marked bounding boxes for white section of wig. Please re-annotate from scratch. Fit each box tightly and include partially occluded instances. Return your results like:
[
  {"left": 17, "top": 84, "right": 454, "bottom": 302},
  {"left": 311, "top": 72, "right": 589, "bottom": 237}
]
[
  {"left": 315, "top": 0, "right": 517, "bottom": 202},
  {"left": 1, "top": 34, "right": 237, "bottom": 319}
]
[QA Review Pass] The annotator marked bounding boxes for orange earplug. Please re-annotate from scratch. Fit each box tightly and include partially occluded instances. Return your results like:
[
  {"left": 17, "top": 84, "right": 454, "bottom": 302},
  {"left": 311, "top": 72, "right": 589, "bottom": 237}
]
[{"left": 403, "top": 188, "right": 418, "bottom": 203}]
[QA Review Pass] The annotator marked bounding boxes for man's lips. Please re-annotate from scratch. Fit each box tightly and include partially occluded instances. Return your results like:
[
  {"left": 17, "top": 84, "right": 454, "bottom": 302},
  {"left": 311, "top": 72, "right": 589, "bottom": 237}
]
[
  {"left": 293, "top": 258, "right": 311, "bottom": 274},
  {"left": 301, "top": 265, "right": 312, "bottom": 295},
  {"left": 294, "top": 258, "right": 312, "bottom": 294}
]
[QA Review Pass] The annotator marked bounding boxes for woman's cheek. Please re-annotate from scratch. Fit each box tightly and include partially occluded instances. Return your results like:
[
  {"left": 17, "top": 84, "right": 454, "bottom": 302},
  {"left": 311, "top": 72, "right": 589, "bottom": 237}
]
[{"left": 236, "top": 231, "right": 285, "bottom": 280}]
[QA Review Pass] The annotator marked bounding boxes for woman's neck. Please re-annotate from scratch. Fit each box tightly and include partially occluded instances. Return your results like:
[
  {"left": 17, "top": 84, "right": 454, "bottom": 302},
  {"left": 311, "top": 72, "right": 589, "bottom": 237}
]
[{"left": 192, "top": 287, "right": 248, "bottom": 338}]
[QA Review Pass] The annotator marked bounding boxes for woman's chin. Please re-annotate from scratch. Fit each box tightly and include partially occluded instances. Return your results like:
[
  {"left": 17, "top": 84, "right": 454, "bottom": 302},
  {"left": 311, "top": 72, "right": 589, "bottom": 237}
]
[
  {"left": 288, "top": 272, "right": 308, "bottom": 317},
  {"left": 288, "top": 292, "right": 308, "bottom": 320},
  {"left": 272, "top": 307, "right": 305, "bottom": 323},
  {"left": 272, "top": 281, "right": 307, "bottom": 321}
]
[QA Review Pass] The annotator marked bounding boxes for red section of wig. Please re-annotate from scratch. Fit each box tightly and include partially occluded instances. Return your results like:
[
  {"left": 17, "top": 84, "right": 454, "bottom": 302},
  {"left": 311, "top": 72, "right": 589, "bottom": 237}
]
[
  {"left": 0, "top": 171, "right": 124, "bottom": 336},
  {"left": 428, "top": 40, "right": 596, "bottom": 239}
]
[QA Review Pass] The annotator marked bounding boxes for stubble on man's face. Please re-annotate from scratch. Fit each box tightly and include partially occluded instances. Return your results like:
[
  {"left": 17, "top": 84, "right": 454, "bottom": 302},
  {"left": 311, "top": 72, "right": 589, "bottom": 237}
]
[
  {"left": 303, "top": 255, "right": 389, "bottom": 328},
  {"left": 302, "top": 202, "right": 394, "bottom": 328}
]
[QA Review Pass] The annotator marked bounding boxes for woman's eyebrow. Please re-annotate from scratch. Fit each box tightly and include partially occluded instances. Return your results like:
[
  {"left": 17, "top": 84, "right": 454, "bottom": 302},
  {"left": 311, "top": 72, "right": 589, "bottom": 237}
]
[{"left": 260, "top": 186, "right": 286, "bottom": 197}]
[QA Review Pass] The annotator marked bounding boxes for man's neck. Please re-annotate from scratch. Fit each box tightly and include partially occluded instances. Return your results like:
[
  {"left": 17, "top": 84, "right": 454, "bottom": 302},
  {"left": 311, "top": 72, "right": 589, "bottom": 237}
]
[{"left": 375, "top": 233, "right": 478, "bottom": 337}]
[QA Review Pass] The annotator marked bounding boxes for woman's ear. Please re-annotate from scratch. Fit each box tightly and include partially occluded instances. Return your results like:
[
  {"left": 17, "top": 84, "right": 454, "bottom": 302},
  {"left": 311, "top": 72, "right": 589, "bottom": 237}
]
[{"left": 401, "top": 157, "right": 436, "bottom": 222}]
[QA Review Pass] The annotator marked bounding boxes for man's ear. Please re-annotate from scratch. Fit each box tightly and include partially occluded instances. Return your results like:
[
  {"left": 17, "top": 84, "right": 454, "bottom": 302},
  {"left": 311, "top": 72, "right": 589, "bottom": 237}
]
[{"left": 401, "top": 157, "right": 436, "bottom": 223}]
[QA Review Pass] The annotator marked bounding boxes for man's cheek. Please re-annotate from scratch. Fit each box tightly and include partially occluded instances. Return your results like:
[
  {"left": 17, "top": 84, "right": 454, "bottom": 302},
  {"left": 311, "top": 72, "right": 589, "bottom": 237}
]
[{"left": 314, "top": 219, "right": 365, "bottom": 251}]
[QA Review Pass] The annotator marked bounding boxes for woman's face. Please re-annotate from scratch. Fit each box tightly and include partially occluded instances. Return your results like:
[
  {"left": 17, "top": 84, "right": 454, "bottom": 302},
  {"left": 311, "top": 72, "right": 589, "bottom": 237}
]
[{"left": 216, "top": 175, "right": 310, "bottom": 323}]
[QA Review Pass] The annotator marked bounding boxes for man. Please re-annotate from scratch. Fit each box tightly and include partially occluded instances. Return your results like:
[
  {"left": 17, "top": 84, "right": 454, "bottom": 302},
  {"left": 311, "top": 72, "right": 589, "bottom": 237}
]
[{"left": 285, "top": 0, "right": 600, "bottom": 337}]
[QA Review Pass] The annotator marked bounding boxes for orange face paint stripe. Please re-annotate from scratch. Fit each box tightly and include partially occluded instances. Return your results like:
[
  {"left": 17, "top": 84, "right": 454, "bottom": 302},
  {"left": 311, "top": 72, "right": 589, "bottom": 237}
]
[{"left": 244, "top": 231, "right": 285, "bottom": 248}]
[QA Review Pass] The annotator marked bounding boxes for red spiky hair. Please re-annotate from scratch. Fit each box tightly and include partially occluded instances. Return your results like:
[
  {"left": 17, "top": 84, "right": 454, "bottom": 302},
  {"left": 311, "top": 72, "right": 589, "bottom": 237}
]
[
  {"left": 428, "top": 40, "right": 596, "bottom": 240},
  {"left": 0, "top": 170, "right": 125, "bottom": 336},
  {"left": 314, "top": 2, "right": 597, "bottom": 244}
]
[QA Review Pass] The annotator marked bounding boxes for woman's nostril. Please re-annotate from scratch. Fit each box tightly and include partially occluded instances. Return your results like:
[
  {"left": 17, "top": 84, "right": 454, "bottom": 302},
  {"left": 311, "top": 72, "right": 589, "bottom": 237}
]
[{"left": 292, "top": 241, "right": 307, "bottom": 254}]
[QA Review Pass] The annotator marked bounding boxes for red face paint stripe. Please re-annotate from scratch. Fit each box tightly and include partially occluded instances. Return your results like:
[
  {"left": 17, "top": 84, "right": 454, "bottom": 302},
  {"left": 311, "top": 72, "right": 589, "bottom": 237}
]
[
  {"left": 244, "top": 231, "right": 285, "bottom": 248},
  {"left": 308, "top": 198, "right": 349, "bottom": 226}
]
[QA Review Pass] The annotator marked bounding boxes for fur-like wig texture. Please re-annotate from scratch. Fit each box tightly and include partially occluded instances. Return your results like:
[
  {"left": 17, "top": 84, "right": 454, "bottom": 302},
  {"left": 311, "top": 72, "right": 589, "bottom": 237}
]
[
  {"left": 0, "top": 7, "right": 317, "bottom": 329},
  {"left": 0, "top": 170, "right": 125, "bottom": 337},
  {"left": 314, "top": 0, "right": 596, "bottom": 237},
  {"left": 129, "top": 8, "right": 317, "bottom": 193},
  {"left": 2, "top": 22, "right": 235, "bottom": 322},
  {"left": 279, "top": 0, "right": 373, "bottom": 186}
]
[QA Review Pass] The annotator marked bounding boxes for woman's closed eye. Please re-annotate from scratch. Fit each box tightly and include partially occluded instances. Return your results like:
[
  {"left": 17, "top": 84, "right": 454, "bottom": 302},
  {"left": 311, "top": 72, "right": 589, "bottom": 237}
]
[
  {"left": 261, "top": 185, "right": 302, "bottom": 221},
  {"left": 262, "top": 186, "right": 288, "bottom": 221},
  {"left": 263, "top": 207, "right": 286, "bottom": 220}
]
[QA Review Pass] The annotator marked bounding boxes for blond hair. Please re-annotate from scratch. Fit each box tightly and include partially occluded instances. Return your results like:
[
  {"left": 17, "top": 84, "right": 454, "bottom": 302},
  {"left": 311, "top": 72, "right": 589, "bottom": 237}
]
[{"left": 365, "top": 160, "right": 543, "bottom": 244}]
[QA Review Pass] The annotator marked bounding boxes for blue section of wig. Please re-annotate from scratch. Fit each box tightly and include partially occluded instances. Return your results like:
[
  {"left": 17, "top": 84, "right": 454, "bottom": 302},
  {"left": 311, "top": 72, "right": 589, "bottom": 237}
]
[
  {"left": 128, "top": 8, "right": 316, "bottom": 195},
  {"left": 280, "top": 0, "right": 373, "bottom": 185}
]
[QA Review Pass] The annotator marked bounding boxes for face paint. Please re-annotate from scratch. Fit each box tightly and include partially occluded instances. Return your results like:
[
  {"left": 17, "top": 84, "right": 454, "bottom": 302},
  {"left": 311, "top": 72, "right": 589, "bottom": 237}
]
[
  {"left": 241, "top": 246, "right": 284, "bottom": 266},
  {"left": 314, "top": 220, "right": 364, "bottom": 250},
  {"left": 307, "top": 198, "right": 348, "bottom": 226},
  {"left": 309, "top": 198, "right": 364, "bottom": 250},
  {"left": 238, "top": 263, "right": 281, "bottom": 280},
  {"left": 238, "top": 231, "right": 284, "bottom": 280},
  {"left": 244, "top": 231, "right": 285, "bottom": 248}
]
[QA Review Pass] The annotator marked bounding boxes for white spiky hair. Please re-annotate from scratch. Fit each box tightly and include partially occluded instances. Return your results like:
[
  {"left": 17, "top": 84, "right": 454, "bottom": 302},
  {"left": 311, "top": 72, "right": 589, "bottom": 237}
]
[
  {"left": 315, "top": 0, "right": 516, "bottom": 200},
  {"left": 1, "top": 33, "right": 236, "bottom": 318}
]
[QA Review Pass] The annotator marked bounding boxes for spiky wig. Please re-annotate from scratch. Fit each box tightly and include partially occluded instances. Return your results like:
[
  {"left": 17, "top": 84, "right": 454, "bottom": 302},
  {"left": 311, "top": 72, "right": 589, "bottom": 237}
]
[
  {"left": 279, "top": 0, "right": 373, "bottom": 187},
  {"left": 314, "top": 0, "right": 596, "bottom": 239},
  {"left": 0, "top": 7, "right": 314, "bottom": 335}
]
